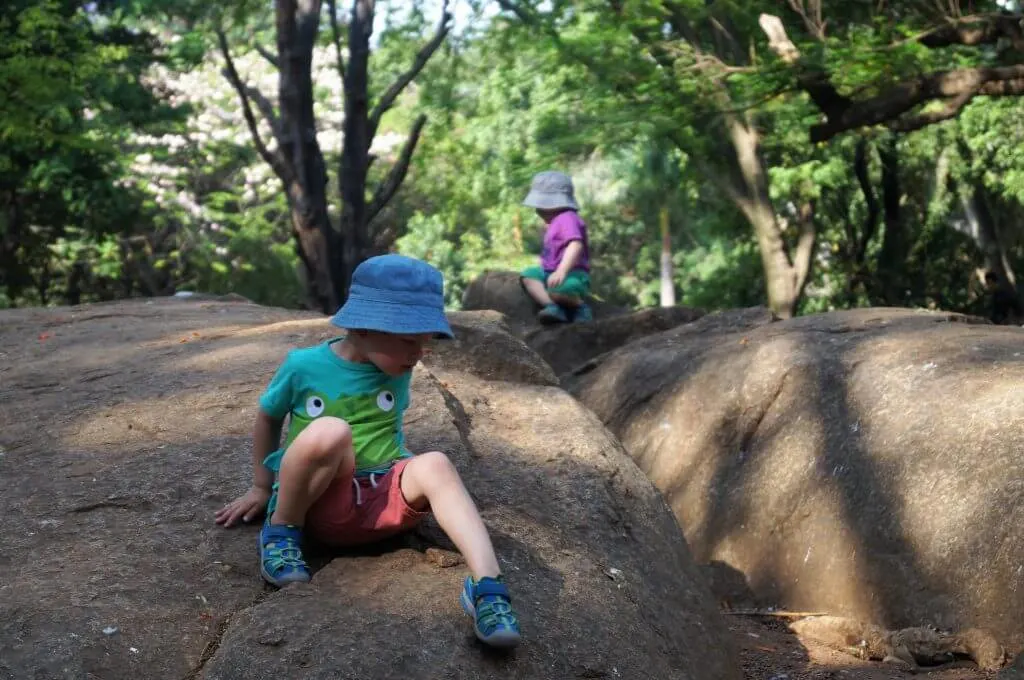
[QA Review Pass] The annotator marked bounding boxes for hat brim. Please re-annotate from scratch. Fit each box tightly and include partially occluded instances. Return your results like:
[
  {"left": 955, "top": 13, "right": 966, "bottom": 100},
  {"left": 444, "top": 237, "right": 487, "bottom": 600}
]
[
  {"left": 330, "top": 298, "right": 454, "bottom": 339},
  {"left": 522, "top": 190, "right": 579, "bottom": 211}
]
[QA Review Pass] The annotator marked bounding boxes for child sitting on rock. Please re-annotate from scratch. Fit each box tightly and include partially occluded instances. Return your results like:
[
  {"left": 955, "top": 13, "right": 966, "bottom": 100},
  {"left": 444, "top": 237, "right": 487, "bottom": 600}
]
[
  {"left": 214, "top": 254, "right": 521, "bottom": 648},
  {"left": 519, "top": 170, "right": 593, "bottom": 324}
]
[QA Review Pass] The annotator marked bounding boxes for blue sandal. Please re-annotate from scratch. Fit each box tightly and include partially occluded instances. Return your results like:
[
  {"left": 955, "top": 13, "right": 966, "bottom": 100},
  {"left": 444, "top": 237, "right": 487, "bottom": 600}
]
[
  {"left": 537, "top": 303, "right": 569, "bottom": 324},
  {"left": 259, "top": 523, "right": 311, "bottom": 587},
  {"left": 460, "top": 576, "right": 521, "bottom": 648}
]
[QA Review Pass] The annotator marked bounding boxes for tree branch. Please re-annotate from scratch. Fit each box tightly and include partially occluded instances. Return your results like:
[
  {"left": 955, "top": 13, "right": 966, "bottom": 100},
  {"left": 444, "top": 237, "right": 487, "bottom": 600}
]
[
  {"left": 241, "top": 84, "right": 283, "bottom": 141},
  {"left": 793, "top": 200, "right": 817, "bottom": 297},
  {"left": 366, "top": 114, "right": 426, "bottom": 224},
  {"left": 760, "top": 13, "right": 1024, "bottom": 142},
  {"left": 811, "top": 65, "right": 1024, "bottom": 142},
  {"left": 916, "top": 13, "right": 1024, "bottom": 49},
  {"left": 326, "top": 0, "right": 346, "bottom": 89},
  {"left": 252, "top": 42, "right": 279, "bottom": 69},
  {"left": 888, "top": 85, "right": 980, "bottom": 132},
  {"left": 367, "top": 0, "right": 451, "bottom": 144},
  {"left": 853, "top": 138, "right": 878, "bottom": 263},
  {"left": 786, "top": 0, "right": 826, "bottom": 40},
  {"left": 494, "top": 0, "right": 535, "bottom": 24},
  {"left": 216, "top": 29, "right": 293, "bottom": 183},
  {"left": 759, "top": 14, "right": 852, "bottom": 118}
]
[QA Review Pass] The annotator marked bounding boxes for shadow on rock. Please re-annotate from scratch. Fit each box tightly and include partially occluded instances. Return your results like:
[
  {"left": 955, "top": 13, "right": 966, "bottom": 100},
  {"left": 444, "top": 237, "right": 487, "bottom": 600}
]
[
  {"left": 0, "top": 299, "right": 741, "bottom": 680},
  {"left": 570, "top": 307, "right": 1024, "bottom": 653}
]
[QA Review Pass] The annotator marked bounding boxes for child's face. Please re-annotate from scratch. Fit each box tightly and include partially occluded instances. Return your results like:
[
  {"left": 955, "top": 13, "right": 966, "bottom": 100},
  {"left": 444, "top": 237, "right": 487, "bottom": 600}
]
[
  {"left": 536, "top": 208, "right": 562, "bottom": 223},
  {"left": 353, "top": 331, "right": 433, "bottom": 376}
]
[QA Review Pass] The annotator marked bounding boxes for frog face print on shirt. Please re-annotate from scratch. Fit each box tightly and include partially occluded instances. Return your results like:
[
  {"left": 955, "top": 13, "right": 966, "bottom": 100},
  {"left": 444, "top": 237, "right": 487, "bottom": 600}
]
[{"left": 282, "top": 387, "right": 403, "bottom": 470}]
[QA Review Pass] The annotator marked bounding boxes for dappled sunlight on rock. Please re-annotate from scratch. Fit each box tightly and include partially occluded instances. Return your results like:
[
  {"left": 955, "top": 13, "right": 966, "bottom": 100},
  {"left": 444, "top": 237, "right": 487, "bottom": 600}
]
[
  {"left": 570, "top": 307, "right": 1024, "bottom": 652},
  {"left": 0, "top": 298, "right": 739, "bottom": 679}
]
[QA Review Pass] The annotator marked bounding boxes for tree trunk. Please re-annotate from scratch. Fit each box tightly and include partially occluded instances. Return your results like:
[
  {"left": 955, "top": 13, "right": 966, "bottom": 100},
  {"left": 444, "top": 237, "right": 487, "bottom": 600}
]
[
  {"left": 724, "top": 117, "right": 815, "bottom": 319},
  {"left": 287, "top": 192, "right": 339, "bottom": 312},
  {"left": 222, "top": 0, "right": 448, "bottom": 312},
  {"left": 873, "top": 135, "right": 906, "bottom": 305},
  {"left": 659, "top": 206, "right": 676, "bottom": 307},
  {"left": 277, "top": 0, "right": 340, "bottom": 313},
  {"left": 337, "top": 0, "right": 375, "bottom": 304},
  {"left": 949, "top": 138, "right": 1020, "bottom": 305}
]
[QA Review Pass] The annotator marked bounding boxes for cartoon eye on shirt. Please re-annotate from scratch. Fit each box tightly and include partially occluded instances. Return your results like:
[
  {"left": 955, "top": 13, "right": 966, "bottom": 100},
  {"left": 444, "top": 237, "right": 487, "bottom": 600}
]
[
  {"left": 305, "top": 394, "right": 327, "bottom": 417},
  {"left": 295, "top": 389, "right": 397, "bottom": 422},
  {"left": 281, "top": 386, "right": 404, "bottom": 466},
  {"left": 376, "top": 390, "right": 395, "bottom": 412}
]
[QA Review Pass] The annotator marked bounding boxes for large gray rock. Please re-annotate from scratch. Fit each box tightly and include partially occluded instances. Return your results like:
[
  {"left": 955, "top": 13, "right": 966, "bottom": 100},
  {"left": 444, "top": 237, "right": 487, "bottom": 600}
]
[
  {"left": 568, "top": 307, "right": 1024, "bottom": 652},
  {"left": 0, "top": 299, "right": 740, "bottom": 680},
  {"left": 526, "top": 305, "right": 705, "bottom": 376}
]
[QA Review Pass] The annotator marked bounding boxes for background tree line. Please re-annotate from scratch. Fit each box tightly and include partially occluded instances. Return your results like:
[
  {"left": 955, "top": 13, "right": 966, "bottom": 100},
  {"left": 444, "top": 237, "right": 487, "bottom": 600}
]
[{"left": 3, "top": 0, "right": 1024, "bottom": 322}]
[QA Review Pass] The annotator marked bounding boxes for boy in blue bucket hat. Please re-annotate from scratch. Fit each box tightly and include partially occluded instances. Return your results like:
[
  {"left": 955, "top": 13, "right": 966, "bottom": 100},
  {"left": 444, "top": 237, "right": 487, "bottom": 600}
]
[{"left": 215, "top": 254, "right": 521, "bottom": 648}]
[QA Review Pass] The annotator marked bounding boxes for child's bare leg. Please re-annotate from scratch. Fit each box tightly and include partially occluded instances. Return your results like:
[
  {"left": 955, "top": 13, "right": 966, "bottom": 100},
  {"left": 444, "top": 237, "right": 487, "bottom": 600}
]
[
  {"left": 400, "top": 451, "right": 501, "bottom": 579},
  {"left": 521, "top": 277, "right": 554, "bottom": 307},
  {"left": 271, "top": 417, "right": 354, "bottom": 526},
  {"left": 550, "top": 292, "right": 581, "bottom": 308}
]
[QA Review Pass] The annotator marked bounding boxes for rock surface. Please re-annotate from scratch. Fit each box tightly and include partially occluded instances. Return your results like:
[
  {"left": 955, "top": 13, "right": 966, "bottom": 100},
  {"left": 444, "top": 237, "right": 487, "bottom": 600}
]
[
  {"left": 0, "top": 298, "right": 739, "bottom": 679},
  {"left": 461, "top": 269, "right": 704, "bottom": 376},
  {"left": 568, "top": 306, "right": 1024, "bottom": 651},
  {"left": 525, "top": 305, "right": 705, "bottom": 376},
  {"left": 461, "top": 270, "right": 629, "bottom": 333}
]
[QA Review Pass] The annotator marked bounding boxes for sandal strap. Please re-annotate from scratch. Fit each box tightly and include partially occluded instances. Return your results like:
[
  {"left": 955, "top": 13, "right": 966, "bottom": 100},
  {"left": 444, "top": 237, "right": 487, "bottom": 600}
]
[{"left": 474, "top": 578, "right": 511, "bottom": 601}]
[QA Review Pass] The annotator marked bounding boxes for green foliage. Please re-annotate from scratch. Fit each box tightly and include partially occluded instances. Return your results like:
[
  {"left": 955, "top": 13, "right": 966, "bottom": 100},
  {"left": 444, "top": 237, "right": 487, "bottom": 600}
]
[{"left": 6, "top": 0, "right": 1024, "bottom": 325}]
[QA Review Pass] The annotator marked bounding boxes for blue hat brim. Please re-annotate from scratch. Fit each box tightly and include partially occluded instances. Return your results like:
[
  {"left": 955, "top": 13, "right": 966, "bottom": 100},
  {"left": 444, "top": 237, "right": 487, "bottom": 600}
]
[{"left": 330, "top": 298, "right": 454, "bottom": 339}]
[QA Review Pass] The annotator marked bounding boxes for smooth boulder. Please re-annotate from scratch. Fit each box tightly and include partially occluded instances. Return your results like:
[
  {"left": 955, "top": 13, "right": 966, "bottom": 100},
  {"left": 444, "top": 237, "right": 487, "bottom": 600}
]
[
  {"left": 569, "top": 307, "right": 1024, "bottom": 651},
  {"left": 0, "top": 299, "right": 740, "bottom": 680}
]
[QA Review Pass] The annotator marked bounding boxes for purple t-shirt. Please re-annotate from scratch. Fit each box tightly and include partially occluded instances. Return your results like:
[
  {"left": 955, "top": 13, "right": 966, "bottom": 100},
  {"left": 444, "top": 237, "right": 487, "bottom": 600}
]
[{"left": 540, "top": 210, "right": 590, "bottom": 273}]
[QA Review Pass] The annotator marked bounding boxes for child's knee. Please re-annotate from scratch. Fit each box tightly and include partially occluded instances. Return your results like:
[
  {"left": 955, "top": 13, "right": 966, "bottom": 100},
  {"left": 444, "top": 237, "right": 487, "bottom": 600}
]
[
  {"left": 292, "top": 417, "right": 353, "bottom": 465},
  {"left": 411, "top": 451, "right": 459, "bottom": 484}
]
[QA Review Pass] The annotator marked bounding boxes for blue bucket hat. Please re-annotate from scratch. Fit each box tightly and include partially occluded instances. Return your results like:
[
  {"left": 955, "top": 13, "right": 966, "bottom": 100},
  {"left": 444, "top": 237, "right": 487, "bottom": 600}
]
[{"left": 331, "top": 254, "right": 454, "bottom": 338}]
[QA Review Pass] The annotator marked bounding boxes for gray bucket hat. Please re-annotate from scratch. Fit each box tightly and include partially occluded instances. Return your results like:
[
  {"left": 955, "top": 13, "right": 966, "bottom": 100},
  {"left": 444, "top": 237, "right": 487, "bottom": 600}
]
[{"left": 522, "top": 170, "right": 579, "bottom": 211}]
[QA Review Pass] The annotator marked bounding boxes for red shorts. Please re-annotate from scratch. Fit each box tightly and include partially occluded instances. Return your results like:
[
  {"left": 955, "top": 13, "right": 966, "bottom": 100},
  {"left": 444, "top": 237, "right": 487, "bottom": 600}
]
[{"left": 305, "top": 458, "right": 428, "bottom": 546}]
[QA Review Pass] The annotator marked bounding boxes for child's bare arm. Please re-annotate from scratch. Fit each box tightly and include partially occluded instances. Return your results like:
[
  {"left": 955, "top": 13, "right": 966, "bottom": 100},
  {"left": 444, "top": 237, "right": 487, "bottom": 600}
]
[
  {"left": 251, "top": 410, "right": 282, "bottom": 490},
  {"left": 215, "top": 410, "right": 282, "bottom": 527},
  {"left": 548, "top": 240, "right": 584, "bottom": 287}
]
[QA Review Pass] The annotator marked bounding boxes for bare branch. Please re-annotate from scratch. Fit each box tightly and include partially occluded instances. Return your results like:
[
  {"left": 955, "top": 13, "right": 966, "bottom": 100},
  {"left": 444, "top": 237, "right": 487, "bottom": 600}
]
[
  {"left": 216, "top": 30, "right": 293, "bottom": 184},
  {"left": 368, "top": 0, "right": 452, "bottom": 143},
  {"left": 252, "top": 42, "right": 279, "bottom": 69},
  {"left": 366, "top": 114, "right": 427, "bottom": 224},
  {"left": 785, "top": 0, "right": 826, "bottom": 40},
  {"left": 759, "top": 14, "right": 852, "bottom": 118},
  {"left": 326, "top": 0, "right": 346, "bottom": 88}
]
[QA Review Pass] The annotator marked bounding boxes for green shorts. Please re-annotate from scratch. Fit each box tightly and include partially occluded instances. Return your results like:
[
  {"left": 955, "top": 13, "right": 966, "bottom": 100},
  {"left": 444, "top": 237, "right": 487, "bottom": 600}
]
[{"left": 520, "top": 265, "right": 591, "bottom": 299}]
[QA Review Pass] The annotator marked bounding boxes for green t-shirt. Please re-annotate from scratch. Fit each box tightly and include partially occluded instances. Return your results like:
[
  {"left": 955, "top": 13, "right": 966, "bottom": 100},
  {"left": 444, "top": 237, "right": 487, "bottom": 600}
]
[{"left": 258, "top": 338, "right": 412, "bottom": 476}]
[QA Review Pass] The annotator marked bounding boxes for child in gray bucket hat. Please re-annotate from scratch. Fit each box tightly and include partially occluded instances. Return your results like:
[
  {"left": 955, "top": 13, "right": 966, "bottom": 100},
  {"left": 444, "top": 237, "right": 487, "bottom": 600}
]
[
  {"left": 520, "top": 170, "right": 593, "bottom": 323},
  {"left": 215, "top": 254, "right": 521, "bottom": 648}
]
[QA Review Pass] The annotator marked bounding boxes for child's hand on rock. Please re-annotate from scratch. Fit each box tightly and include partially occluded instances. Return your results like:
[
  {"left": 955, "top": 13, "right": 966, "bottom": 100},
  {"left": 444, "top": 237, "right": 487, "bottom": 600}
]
[{"left": 215, "top": 485, "right": 271, "bottom": 527}]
